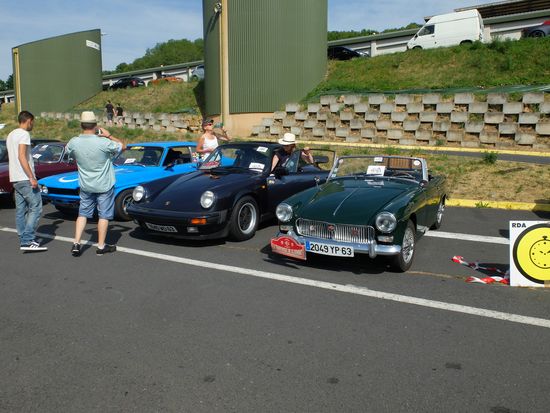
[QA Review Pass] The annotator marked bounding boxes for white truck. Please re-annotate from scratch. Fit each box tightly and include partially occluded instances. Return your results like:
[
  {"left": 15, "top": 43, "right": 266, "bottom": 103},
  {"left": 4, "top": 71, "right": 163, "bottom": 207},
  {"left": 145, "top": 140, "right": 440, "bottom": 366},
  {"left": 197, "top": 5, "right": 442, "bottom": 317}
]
[{"left": 407, "top": 9, "right": 484, "bottom": 50}]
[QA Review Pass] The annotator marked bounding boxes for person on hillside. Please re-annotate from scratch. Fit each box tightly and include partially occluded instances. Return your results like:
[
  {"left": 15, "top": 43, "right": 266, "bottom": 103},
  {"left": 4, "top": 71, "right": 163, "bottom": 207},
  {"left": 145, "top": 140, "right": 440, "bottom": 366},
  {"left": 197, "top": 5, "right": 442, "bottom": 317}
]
[
  {"left": 196, "top": 119, "right": 230, "bottom": 159},
  {"left": 105, "top": 100, "right": 115, "bottom": 125},
  {"left": 6, "top": 111, "right": 47, "bottom": 251},
  {"left": 66, "top": 111, "right": 125, "bottom": 257},
  {"left": 115, "top": 103, "right": 124, "bottom": 126},
  {"left": 271, "top": 132, "right": 313, "bottom": 172}
]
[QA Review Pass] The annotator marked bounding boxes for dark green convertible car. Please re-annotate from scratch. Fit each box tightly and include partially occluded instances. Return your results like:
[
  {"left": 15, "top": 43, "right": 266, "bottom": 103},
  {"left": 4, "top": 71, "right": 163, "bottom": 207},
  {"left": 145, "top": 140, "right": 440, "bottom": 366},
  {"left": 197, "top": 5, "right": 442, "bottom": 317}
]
[{"left": 270, "top": 155, "right": 447, "bottom": 272}]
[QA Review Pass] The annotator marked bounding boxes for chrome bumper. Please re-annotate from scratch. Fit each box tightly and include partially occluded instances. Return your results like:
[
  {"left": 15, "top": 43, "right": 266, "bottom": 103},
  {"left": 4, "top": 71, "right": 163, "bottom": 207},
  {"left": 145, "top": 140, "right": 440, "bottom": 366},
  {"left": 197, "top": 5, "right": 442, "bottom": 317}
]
[{"left": 281, "top": 230, "right": 401, "bottom": 259}]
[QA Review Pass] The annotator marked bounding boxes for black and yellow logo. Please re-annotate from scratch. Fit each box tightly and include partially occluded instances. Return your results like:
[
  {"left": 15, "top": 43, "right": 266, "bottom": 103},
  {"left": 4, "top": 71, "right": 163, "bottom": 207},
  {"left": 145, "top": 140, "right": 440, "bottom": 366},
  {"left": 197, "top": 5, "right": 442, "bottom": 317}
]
[{"left": 513, "top": 223, "right": 550, "bottom": 284}]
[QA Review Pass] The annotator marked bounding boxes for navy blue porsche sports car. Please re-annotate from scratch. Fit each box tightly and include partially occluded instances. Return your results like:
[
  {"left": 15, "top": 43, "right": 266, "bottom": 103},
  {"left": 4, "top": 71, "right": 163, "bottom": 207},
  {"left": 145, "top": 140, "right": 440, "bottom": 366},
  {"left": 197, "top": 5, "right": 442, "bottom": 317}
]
[{"left": 127, "top": 142, "right": 335, "bottom": 241}]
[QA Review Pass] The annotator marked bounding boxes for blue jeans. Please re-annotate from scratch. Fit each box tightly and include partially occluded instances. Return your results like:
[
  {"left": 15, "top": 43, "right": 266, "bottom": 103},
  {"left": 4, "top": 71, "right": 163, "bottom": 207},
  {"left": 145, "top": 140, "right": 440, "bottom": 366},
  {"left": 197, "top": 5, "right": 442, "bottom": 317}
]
[{"left": 13, "top": 180, "right": 43, "bottom": 246}]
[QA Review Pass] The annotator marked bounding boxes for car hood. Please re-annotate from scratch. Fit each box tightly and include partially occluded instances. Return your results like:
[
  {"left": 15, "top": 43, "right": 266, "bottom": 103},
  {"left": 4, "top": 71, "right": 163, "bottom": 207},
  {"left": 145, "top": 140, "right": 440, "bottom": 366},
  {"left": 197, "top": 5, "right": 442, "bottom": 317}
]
[
  {"left": 146, "top": 168, "right": 260, "bottom": 210},
  {"left": 295, "top": 180, "right": 415, "bottom": 224},
  {"left": 39, "top": 165, "right": 192, "bottom": 189},
  {"left": 39, "top": 170, "right": 79, "bottom": 188},
  {"left": 113, "top": 165, "right": 175, "bottom": 187}
]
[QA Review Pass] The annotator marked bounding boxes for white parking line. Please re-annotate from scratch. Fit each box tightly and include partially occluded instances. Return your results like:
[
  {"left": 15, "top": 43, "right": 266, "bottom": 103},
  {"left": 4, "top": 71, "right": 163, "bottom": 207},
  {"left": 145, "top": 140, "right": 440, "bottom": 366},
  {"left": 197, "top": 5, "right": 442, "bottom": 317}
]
[
  {"left": 425, "top": 231, "right": 509, "bottom": 245},
  {"left": 2, "top": 226, "right": 548, "bottom": 329}
]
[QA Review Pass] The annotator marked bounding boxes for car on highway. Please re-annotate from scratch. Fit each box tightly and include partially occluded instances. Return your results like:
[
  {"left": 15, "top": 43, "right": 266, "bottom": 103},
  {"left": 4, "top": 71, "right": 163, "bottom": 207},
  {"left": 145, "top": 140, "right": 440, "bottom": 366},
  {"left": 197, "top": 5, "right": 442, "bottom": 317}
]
[
  {"left": 327, "top": 45, "right": 368, "bottom": 60},
  {"left": 39, "top": 141, "right": 198, "bottom": 220},
  {"left": 109, "top": 76, "right": 146, "bottom": 90},
  {"left": 127, "top": 142, "right": 335, "bottom": 241},
  {"left": 0, "top": 142, "right": 76, "bottom": 203},
  {"left": 190, "top": 65, "right": 204, "bottom": 81},
  {"left": 270, "top": 155, "right": 447, "bottom": 272},
  {"left": 522, "top": 20, "right": 550, "bottom": 38}
]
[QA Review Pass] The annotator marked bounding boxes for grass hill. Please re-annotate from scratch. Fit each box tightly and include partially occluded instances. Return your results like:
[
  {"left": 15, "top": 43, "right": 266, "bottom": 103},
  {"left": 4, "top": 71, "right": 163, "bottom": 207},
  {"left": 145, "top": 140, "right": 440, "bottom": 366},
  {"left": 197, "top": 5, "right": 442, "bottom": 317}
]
[
  {"left": 76, "top": 81, "right": 202, "bottom": 114},
  {"left": 309, "top": 37, "right": 550, "bottom": 98}
]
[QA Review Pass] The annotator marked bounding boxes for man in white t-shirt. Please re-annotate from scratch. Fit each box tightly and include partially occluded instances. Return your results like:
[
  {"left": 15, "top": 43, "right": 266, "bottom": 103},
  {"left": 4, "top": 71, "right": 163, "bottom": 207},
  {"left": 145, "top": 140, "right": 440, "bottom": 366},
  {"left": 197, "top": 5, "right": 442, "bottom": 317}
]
[{"left": 6, "top": 111, "right": 47, "bottom": 251}]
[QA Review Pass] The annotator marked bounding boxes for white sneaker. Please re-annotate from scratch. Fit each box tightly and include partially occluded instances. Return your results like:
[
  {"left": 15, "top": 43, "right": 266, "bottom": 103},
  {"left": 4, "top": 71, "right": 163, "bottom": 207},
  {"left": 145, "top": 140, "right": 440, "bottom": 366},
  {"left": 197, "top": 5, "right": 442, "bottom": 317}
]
[{"left": 20, "top": 241, "right": 48, "bottom": 252}]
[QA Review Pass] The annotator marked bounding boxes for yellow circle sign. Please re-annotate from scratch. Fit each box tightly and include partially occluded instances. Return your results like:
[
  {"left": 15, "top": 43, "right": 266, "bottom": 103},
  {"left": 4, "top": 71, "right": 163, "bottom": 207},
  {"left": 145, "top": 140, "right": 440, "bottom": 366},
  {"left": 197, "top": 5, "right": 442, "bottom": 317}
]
[{"left": 513, "top": 224, "right": 550, "bottom": 284}]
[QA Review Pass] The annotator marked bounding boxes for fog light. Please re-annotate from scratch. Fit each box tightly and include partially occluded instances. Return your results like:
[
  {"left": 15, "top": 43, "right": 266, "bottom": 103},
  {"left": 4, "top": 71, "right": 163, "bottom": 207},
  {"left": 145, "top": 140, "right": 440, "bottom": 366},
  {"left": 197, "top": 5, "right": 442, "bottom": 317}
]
[
  {"left": 187, "top": 227, "right": 199, "bottom": 233},
  {"left": 377, "top": 235, "right": 394, "bottom": 243}
]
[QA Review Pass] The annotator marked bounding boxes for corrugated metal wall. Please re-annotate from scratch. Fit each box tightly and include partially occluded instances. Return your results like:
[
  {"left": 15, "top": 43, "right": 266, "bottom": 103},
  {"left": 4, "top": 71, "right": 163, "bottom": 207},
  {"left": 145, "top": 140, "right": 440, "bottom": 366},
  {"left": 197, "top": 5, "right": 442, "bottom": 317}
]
[
  {"left": 13, "top": 29, "right": 102, "bottom": 115},
  {"left": 203, "top": 0, "right": 327, "bottom": 116},
  {"left": 203, "top": 0, "right": 222, "bottom": 116}
]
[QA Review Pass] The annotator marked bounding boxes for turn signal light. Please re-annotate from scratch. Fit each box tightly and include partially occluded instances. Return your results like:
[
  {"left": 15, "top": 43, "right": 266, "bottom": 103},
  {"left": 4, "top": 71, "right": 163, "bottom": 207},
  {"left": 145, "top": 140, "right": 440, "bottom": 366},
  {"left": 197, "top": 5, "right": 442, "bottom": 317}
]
[{"left": 190, "top": 218, "right": 207, "bottom": 225}]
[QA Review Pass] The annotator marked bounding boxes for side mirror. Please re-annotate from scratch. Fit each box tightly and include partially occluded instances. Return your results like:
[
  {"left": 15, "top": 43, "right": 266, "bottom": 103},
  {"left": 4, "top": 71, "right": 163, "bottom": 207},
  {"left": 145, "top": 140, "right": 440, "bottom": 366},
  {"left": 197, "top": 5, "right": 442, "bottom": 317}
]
[{"left": 313, "top": 155, "right": 329, "bottom": 164}]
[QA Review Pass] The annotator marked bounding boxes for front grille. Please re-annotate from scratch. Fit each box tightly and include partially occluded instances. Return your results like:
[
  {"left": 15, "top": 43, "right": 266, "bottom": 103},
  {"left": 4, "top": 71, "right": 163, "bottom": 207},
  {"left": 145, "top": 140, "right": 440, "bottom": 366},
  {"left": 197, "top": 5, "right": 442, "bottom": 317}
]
[
  {"left": 48, "top": 188, "right": 79, "bottom": 196},
  {"left": 296, "top": 218, "right": 374, "bottom": 244}
]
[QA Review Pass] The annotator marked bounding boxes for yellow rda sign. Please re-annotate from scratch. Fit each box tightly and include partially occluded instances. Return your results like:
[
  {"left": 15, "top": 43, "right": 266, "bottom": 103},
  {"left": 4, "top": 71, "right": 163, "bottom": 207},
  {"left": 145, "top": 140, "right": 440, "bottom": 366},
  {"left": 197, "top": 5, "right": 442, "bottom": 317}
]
[{"left": 510, "top": 221, "right": 550, "bottom": 287}]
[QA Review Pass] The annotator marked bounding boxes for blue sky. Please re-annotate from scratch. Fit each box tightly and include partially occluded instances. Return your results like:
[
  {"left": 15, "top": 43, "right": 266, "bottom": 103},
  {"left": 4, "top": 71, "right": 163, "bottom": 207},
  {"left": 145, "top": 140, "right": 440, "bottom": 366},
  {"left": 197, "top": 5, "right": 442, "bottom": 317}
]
[{"left": 0, "top": 0, "right": 481, "bottom": 81}]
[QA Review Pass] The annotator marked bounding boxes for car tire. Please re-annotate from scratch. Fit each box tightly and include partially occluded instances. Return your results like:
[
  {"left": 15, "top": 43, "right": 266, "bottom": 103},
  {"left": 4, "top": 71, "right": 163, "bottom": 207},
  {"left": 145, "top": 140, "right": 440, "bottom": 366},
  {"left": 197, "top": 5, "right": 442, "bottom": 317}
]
[
  {"left": 191, "top": 76, "right": 198, "bottom": 81},
  {"left": 413, "top": 46, "right": 422, "bottom": 50},
  {"left": 430, "top": 198, "right": 445, "bottom": 230},
  {"left": 114, "top": 189, "right": 134, "bottom": 221},
  {"left": 529, "top": 30, "right": 545, "bottom": 38},
  {"left": 228, "top": 196, "right": 259, "bottom": 241},
  {"left": 391, "top": 220, "right": 416, "bottom": 272}
]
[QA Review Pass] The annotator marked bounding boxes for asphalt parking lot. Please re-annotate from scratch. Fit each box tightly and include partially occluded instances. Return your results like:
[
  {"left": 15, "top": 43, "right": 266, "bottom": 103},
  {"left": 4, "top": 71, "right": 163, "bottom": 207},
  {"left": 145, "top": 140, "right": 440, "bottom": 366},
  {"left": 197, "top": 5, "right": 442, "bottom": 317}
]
[{"left": 1, "top": 203, "right": 550, "bottom": 412}]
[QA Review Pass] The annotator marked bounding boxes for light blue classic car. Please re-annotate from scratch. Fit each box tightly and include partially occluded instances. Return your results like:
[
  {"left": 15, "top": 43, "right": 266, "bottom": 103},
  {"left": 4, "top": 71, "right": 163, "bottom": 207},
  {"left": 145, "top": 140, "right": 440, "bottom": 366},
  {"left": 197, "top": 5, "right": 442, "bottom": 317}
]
[{"left": 39, "top": 141, "right": 198, "bottom": 220}]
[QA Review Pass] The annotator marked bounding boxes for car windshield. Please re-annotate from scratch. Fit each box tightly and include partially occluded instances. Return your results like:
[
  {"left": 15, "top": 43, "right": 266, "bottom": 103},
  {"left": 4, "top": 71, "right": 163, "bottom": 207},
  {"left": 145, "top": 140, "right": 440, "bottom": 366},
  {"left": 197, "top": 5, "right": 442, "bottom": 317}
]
[
  {"left": 331, "top": 156, "right": 425, "bottom": 182},
  {"left": 200, "top": 144, "right": 271, "bottom": 173},
  {"left": 31, "top": 143, "right": 64, "bottom": 163},
  {"left": 113, "top": 146, "right": 163, "bottom": 166},
  {"left": 0, "top": 141, "right": 6, "bottom": 162}
]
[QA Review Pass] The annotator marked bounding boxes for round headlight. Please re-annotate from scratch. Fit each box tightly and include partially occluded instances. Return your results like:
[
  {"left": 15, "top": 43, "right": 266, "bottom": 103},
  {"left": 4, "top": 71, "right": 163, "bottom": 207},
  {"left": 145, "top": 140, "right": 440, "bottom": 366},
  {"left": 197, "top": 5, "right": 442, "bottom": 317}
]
[
  {"left": 200, "top": 191, "right": 216, "bottom": 209},
  {"left": 375, "top": 212, "right": 397, "bottom": 233},
  {"left": 276, "top": 203, "right": 293, "bottom": 222},
  {"left": 133, "top": 185, "right": 145, "bottom": 202},
  {"left": 40, "top": 185, "right": 48, "bottom": 195}
]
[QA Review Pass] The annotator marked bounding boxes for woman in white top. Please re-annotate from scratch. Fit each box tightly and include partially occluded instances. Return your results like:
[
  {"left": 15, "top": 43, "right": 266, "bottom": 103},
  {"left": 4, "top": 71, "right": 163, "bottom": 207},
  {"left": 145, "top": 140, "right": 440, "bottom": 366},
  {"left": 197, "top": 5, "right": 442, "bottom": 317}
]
[{"left": 196, "top": 119, "right": 230, "bottom": 158}]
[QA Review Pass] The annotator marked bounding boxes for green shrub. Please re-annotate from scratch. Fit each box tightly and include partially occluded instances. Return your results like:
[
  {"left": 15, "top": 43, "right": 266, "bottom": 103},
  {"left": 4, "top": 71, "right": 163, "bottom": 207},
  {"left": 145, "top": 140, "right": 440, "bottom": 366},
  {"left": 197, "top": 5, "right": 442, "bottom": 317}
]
[
  {"left": 482, "top": 151, "right": 498, "bottom": 165},
  {"left": 67, "top": 120, "right": 79, "bottom": 129}
]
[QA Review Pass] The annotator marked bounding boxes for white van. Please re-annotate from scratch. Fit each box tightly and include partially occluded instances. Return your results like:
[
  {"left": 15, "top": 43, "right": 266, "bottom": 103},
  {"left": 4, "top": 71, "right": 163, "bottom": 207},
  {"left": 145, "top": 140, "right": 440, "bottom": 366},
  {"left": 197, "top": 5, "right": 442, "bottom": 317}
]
[{"left": 407, "top": 9, "right": 484, "bottom": 50}]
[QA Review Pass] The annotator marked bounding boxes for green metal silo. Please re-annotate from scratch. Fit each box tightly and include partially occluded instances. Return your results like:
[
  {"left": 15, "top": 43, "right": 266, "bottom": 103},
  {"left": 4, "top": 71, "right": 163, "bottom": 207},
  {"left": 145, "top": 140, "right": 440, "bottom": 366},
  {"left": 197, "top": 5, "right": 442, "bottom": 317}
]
[
  {"left": 12, "top": 29, "right": 102, "bottom": 115},
  {"left": 202, "top": 0, "right": 327, "bottom": 134}
]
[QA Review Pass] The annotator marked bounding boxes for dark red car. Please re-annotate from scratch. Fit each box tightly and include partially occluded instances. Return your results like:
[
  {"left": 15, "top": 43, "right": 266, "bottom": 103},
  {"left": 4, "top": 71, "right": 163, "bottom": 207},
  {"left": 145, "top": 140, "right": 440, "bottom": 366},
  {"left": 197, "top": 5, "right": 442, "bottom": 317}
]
[{"left": 0, "top": 142, "right": 76, "bottom": 203}]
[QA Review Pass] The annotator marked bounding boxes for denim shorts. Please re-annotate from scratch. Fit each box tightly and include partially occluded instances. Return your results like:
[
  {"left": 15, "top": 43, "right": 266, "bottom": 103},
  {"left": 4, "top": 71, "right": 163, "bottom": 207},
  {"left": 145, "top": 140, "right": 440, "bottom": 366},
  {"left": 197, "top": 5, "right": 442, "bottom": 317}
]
[{"left": 79, "top": 187, "right": 115, "bottom": 220}]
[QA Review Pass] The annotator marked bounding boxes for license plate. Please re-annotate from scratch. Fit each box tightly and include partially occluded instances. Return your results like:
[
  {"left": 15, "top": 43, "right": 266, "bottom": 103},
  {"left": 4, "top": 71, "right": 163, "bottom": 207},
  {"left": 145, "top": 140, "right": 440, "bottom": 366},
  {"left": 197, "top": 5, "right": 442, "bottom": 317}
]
[
  {"left": 306, "top": 241, "right": 354, "bottom": 257},
  {"left": 145, "top": 222, "right": 178, "bottom": 233}
]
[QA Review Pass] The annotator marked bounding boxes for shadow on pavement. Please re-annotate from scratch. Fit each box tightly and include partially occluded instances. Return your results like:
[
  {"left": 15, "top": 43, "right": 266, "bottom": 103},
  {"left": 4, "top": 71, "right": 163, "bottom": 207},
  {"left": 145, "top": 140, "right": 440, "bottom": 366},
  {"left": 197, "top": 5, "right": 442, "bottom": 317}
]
[{"left": 259, "top": 243, "right": 390, "bottom": 275}]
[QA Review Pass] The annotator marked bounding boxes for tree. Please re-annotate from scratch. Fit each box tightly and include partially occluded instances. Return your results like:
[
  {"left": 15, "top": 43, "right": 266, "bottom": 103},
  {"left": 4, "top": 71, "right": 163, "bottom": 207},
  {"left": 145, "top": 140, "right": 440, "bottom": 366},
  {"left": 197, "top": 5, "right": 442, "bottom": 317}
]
[{"left": 113, "top": 38, "right": 204, "bottom": 74}]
